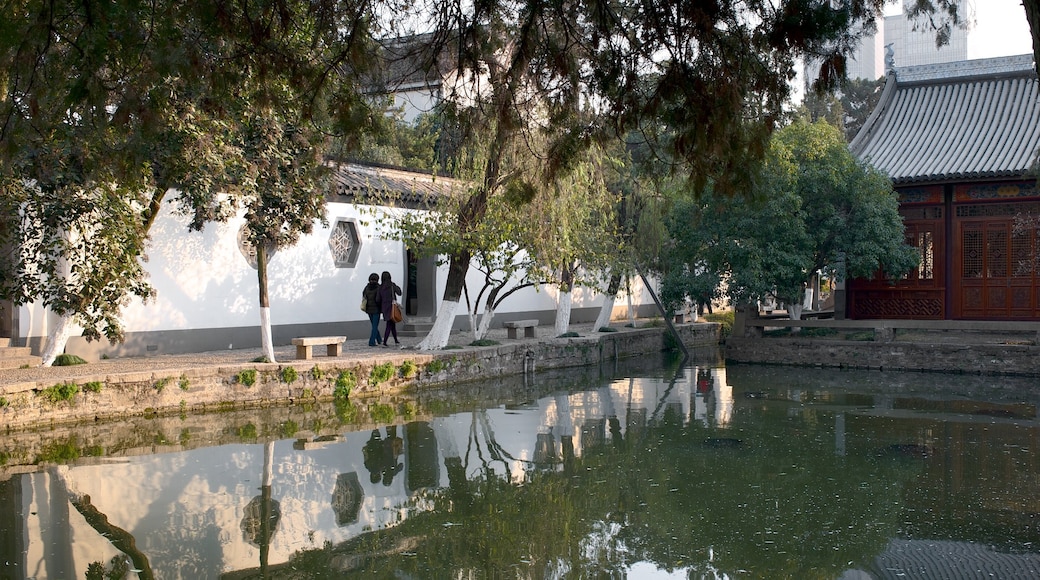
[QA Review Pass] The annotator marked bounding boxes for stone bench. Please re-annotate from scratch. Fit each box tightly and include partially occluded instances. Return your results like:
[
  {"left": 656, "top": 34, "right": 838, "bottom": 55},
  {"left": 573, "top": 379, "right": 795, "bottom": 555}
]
[
  {"left": 291, "top": 336, "right": 345, "bottom": 360},
  {"left": 503, "top": 319, "right": 538, "bottom": 339}
]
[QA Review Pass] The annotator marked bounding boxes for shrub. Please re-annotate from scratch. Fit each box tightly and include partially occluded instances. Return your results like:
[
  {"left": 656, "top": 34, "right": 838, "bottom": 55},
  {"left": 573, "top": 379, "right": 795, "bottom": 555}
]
[
  {"left": 236, "top": 369, "right": 258, "bottom": 387},
  {"left": 0, "top": 397, "right": 9, "bottom": 408},
  {"left": 469, "top": 338, "right": 499, "bottom": 347},
  {"left": 370, "top": 362, "right": 395, "bottom": 386},
  {"left": 701, "top": 311, "right": 734, "bottom": 339},
  {"left": 42, "top": 382, "right": 80, "bottom": 403},
  {"left": 251, "top": 355, "right": 270, "bottom": 363},
  {"left": 598, "top": 326, "right": 618, "bottom": 333},
  {"left": 83, "top": 381, "right": 103, "bottom": 393},
  {"left": 426, "top": 359, "right": 446, "bottom": 374},
  {"left": 154, "top": 377, "right": 171, "bottom": 392},
  {"left": 335, "top": 370, "right": 357, "bottom": 399},
  {"left": 236, "top": 423, "right": 258, "bottom": 439},
  {"left": 401, "top": 401, "right": 417, "bottom": 421},
  {"left": 53, "top": 354, "right": 87, "bottom": 366},
  {"left": 179, "top": 375, "right": 190, "bottom": 390},
  {"left": 557, "top": 331, "right": 580, "bottom": 338},
  {"left": 310, "top": 366, "right": 325, "bottom": 381},
  {"left": 399, "top": 360, "right": 417, "bottom": 378},
  {"left": 281, "top": 366, "right": 299, "bottom": 384}
]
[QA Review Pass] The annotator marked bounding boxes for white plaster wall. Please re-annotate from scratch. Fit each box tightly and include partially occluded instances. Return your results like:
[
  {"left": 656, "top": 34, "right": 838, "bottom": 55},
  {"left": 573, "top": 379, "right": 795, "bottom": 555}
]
[{"left": 17, "top": 197, "right": 654, "bottom": 343}]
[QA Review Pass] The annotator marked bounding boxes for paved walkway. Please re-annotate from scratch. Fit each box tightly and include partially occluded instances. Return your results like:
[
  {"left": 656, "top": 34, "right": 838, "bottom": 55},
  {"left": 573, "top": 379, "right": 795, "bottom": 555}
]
[{"left": 0, "top": 322, "right": 608, "bottom": 388}]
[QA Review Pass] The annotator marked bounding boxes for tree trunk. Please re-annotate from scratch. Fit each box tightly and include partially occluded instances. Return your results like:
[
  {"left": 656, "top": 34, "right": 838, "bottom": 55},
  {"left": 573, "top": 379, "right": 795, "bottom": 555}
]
[
  {"left": 416, "top": 250, "right": 471, "bottom": 350},
  {"left": 1025, "top": 1, "right": 1040, "bottom": 79},
  {"left": 555, "top": 266, "right": 574, "bottom": 336},
  {"left": 40, "top": 312, "right": 75, "bottom": 367},
  {"left": 257, "top": 244, "right": 276, "bottom": 362},
  {"left": 593, "top": 272, "right": 623, "bottom": 331},
  {"left": 475, "top": 306, "right": 495, "bottom": 340}
]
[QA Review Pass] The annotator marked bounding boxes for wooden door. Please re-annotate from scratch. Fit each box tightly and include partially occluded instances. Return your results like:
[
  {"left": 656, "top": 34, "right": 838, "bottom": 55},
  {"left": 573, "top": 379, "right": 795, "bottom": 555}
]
[{"left": 954, "top": 218, "right": 1040, "bottom": 319}]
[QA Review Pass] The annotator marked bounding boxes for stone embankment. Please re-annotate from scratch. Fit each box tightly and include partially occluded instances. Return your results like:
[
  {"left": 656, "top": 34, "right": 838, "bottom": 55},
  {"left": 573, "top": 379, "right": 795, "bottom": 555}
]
[{"left": 0, "top": 323, "right": 720, "bottom": 431}]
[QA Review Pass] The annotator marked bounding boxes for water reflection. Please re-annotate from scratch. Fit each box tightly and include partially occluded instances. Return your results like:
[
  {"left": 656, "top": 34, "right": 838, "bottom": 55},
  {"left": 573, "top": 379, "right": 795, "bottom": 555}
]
[{"left": 1, "top": 360, "right": 1039, "bottom": 578}]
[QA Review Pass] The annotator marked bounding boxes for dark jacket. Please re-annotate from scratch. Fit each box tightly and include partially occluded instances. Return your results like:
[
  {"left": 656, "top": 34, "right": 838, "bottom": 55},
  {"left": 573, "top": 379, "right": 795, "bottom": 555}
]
[
  {"left": 378, "top": 282, "right": 402, "bottom": 318},
  {"left": 363, "top": 282, "right": 381, "bottom": 315}
]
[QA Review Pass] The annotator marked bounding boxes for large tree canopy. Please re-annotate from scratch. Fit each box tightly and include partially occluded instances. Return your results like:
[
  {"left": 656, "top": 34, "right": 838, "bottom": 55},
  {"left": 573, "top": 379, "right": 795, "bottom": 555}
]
[{"left": 660, "top": 120, "right": 918, "bottom": 318}]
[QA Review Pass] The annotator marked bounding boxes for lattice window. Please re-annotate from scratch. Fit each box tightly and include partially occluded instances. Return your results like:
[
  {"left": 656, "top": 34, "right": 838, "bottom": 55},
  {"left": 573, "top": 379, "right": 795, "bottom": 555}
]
[
  {"left": 916, "top": 231, "right": 934, "bottom": 280},
  {"left": 1011, "top": 228, "right": 1035, "bottom": 277},
  {"left": 237, "top": 225, "right": 276, "bottom": 270},
  {"left": 987, "top": 227, "right": 1007, "bottom": 278},
  {"left": 962, "top": 227, "right": 982, "bottom": 279},
  {"left": 957, "top": 202, "right": 1040, "bottom": 218},
  {"left": 329, "top": 219, "right": 361, "bottom": 268}
]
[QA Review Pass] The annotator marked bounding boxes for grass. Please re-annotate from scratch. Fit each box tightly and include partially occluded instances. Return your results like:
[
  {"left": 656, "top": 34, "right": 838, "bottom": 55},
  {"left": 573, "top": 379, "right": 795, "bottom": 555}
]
[
  {"left": 236, "top": 369, "right": 258, "bottom": 387},
  {"left": 83, "top": 381, "right": 103, "bottom": 393},
  {"left": 42, "top": 382, "right": 80, "bottom": 403},
  {"left": 399, "top": 359, "right": 417, "bottom": 378},
  {"left": 370, "top": 362, "right": 395, "bottom": 386},
  {"left": 598, "top": 326, "right": 618, "bottom": 333},
  {"left": 557, "top": 331, "right": 580, "bottom": 338},
  {"left": 701, "top": 311, "right": 734, "bottom": 339}
]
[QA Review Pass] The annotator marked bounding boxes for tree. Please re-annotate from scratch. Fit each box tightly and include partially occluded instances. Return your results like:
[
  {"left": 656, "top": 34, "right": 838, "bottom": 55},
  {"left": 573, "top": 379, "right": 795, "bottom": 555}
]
[
  {"left": 662, "top": 121, "right": 918, "bottom": 321},
  {"left": 0, "top": 0, "right": 378, "bottom": 363}
]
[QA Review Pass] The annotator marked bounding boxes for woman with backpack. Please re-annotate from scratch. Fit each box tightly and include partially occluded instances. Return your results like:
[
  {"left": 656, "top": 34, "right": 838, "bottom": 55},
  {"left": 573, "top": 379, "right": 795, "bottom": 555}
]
[
  {"left": 378, "top": 271, "right": 403, "bottom": 347},
  {"left": 362, "top": 273, "right": 382, "bottom": 346}
]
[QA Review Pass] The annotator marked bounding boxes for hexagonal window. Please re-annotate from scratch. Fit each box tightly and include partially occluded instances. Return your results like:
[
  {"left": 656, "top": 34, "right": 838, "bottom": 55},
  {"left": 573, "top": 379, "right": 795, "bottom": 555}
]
[
  {"left": 237, "top": 224, "right": 276, "bottom": 270},
  {"left": 329, "top": 219, "right": 361, "bottom": 268}
]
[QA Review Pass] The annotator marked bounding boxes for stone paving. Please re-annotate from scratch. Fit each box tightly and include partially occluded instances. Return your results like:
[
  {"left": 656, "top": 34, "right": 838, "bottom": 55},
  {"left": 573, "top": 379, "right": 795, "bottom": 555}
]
[{"left": 0, "top": 321, "right": 606, "bottom": 389}]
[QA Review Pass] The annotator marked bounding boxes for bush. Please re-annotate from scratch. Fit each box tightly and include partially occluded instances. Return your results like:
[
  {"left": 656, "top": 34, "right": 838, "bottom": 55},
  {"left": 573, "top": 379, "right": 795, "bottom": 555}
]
[
  {"left": 83, "top": 381, "right": 103, "bottom": 393},
  {"left": 251, "top": 355, "right": 270, "bottom": 363},
  {"left": 236, "top": 369, "right": 258, "bottom": 387},
  {"left": 399, "top": 360, "right": 417, "bottom": 378},
  {"left": 557, "top": 331, "right": 579, "bottom": 338},
  {"left": 53, "top": 354, "right": 87, "bottom": 366},
  {"left": 281, "top": 366, "right": 299, "bottom": 384},
  {"left": 369, "top": 403, "right": 396, "bottom": 424},
  {"left": 598, "top": 326, "right": 618, "bottom": 333},
  {"left": 370, "top": 362, "right": 395, "bottom": 386},
  {"left": 334, "top": 370, "right": 356, "bottom": 400},
  {"left": 469, "top": 339, "right": 499, "bottom": 346},
  {"left": 310, "top": 366, "right": 325, "bottom": 381},
  {"left": 42, "top": 382, "right": 80, "bottom": 403},
  {"left": 701, "top": 310, "right": 734, "bottom": 339}
]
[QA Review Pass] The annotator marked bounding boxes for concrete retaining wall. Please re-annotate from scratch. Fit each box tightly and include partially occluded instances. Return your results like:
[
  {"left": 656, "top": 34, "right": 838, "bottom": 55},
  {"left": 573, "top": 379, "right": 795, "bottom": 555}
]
[
  {"left": 0, "top": 324, "right": 720, "bottom": 431},
  {"left": 725, "top": 336, "right": 1040, "bottom": 376}
]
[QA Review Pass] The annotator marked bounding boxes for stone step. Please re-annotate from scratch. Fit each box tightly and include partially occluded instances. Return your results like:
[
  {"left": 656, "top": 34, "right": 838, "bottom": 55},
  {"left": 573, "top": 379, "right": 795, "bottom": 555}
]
[
  {"left": 397, "top": 320, "right": 435, "bottom": 338},
  {"left": 0, "top": 346, "right": 32, "bottom": 358},
  {"left": 0, "top": 355, "right": 41, "bottom": 370}
]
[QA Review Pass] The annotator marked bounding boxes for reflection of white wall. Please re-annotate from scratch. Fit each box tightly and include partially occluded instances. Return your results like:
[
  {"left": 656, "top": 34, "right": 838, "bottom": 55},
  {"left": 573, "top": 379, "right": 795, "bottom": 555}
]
[{"left": 15, "top": 368, "right": 720, "bottom": 576}]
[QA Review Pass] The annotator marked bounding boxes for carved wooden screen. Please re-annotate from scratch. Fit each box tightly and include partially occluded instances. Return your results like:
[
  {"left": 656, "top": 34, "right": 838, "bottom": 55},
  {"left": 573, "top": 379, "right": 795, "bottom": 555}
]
[{"left": 953, "top": 203, "right": 1040, "bottom": 319}]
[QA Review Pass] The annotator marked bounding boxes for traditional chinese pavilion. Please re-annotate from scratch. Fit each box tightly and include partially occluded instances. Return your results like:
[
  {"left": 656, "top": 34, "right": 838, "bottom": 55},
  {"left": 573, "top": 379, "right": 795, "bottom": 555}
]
[{"left": 847, "top": 54, "right": 1040, "bottom": 320}]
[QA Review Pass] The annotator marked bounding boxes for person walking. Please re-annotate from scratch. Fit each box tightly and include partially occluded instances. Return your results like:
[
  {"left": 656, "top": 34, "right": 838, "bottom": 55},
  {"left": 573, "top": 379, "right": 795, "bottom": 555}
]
[
  {"left": 363, "top": 273, "right": 382, "bottom": 346},
  {"left": 378, "top": 271, "right": 402, "bottom": 347}
]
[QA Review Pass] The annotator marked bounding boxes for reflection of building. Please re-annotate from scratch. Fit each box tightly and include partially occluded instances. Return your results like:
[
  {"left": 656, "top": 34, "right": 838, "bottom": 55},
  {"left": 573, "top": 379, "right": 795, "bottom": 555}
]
[{"left": 847, "top": 54, "right": 1040, "bottom": 320}]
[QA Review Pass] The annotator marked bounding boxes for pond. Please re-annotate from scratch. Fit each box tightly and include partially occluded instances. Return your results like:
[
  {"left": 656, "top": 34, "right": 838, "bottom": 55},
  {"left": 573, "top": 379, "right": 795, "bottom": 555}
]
[{"left": 2, "top": 355, "right": 1039, "bottom": 579}]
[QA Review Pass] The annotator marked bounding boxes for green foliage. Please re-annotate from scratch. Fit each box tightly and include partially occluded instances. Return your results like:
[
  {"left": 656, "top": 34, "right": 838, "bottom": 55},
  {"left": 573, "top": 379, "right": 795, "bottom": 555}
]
[
  {"left": 469, "top": 339, "right": 500, "bottom": 347},
  {"left": 845, "top": 331, "right": 876, "bottom": 341},
  {"left": 369, "top": 403, "right": 396, "bottom": 424},
  {"left": 335, "top": 399, "right": 360, "bottom": 424},
  {"left": 281, "top": 366, "right": 299, "bottom": 384},
  {"left": 557, "top": 332, "right": 580, "bottom": 338},
  {"left": 236, "top": 423, "right": 258, "bottom": 440},
  {"left": 370, "top": 363, "right": 395, "bottom": 386},
  {"left": 281, "top": 420, "right": 299, "bottom": 439},
  {"left": 310, "top": 366, "right": 325, "bottom": 381},
  {"left": 53, "top": 354, "right": 87, "bottom": 366},
  {"left": 335, "top": 371, "right": 357, "bottom": 400},
  {"left": 0, "top": 397, "right": 8, "bottom": 408},
  {"left": 598, "top": 326, "right": 618, "bottom": 333},
  {"left": 399, "top": 360, "right": 417, "bottom": 378},
  {"left": 83, "top": 381, "right": 103, "bottom": 393},
  {"left": 236, "top": 369, "right": 258, "bottom": 387},
  {"left": 154, "top": 377, "right": 171, "bottom": 392},
  {"left": 401, "top": 401, "right": 418, "bottom": 421},
  {"left": 37, "top": 439, "right": 80, "bottom": 463},
  {"left": 426, "top": 359, "right": 447, "bottom": 374},
  {"left": 179, "top": 375, "right": 190, "bottom": 390},
  {"left": 41, "top": 382, "right": 80, "bottom": 403},
  {"left": 702, "top": 311, "right": 735, "bottom": 339},
  {"left": 251, "top": 356, "right": 271, "bottom": 363}
]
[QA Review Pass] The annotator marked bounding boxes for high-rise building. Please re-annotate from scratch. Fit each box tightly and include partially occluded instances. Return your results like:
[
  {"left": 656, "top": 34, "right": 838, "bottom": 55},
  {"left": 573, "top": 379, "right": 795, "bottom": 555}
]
[{"left": 805, "top": 0, "right": 975, "bottom": 84}]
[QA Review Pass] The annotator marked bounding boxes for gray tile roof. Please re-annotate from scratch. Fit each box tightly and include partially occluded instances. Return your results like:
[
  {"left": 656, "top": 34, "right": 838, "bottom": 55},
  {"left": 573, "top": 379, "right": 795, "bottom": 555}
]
[
  {"left": 329, "top": 162, "right": 463, "bottom": 206},
  {"left": 849, "top": 54, "right": 1040, "bottom": 185}
]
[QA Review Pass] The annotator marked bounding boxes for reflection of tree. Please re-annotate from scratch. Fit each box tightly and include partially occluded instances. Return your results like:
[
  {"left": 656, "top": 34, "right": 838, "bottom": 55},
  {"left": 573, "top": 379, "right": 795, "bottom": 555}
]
[{"left": 279, "top": 398, "right": 918, "bottom": 578}]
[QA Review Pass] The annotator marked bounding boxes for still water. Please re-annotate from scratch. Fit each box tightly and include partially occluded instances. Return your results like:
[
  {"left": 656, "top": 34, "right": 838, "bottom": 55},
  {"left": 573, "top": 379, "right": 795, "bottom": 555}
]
[{"left": 2, "top": 356, "right": 1039, "bottom": 579}]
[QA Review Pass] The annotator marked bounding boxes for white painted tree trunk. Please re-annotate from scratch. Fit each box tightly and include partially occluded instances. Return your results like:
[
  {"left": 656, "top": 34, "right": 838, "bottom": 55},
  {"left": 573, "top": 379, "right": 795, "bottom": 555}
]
[
  {"left": 417, "top": 299, "right": 460, "bottom": 350},
  {"left": 475, "top": 307, "right": 495, "bottom": 340},
  {"left": 260, "top": 306, "right": 276, "bottom": 363},
  {"left": 593, "top": 295, "right": 616, "bottom": 331},
  {"left": 555, "top": 291, "right": 572, "bottom": 336},
  {"left": 40, "top": 312, "right": 76, "bottom": 367}
]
